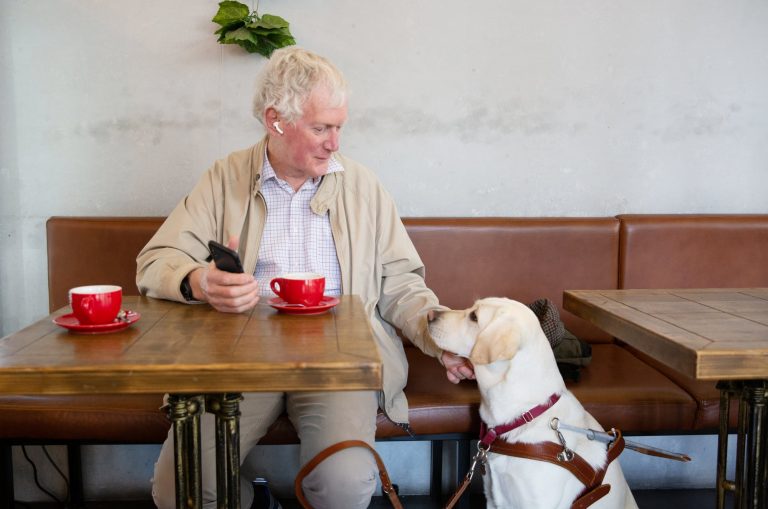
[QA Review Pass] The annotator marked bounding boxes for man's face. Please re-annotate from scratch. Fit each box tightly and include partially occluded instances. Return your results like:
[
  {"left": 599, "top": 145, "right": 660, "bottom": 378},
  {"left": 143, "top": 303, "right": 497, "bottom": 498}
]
[{"left": 270, "top": 87, "right": 348, "bottom": 181}]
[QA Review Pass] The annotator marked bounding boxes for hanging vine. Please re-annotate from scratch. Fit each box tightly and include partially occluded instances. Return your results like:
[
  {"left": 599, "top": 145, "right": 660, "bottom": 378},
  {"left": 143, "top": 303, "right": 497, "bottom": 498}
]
[{"left": 212, "top": 1, "right": 296, "bottom": 57}]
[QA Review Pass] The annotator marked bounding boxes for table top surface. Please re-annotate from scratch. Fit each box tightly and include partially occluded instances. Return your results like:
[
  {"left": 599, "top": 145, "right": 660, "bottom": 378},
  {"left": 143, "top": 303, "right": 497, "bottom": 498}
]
[
  {"left": 563, "top": 288, "right": 768, "bottom": 380},
  {"left": 0, "top": 295, "right": 382, "bottom": 395}
]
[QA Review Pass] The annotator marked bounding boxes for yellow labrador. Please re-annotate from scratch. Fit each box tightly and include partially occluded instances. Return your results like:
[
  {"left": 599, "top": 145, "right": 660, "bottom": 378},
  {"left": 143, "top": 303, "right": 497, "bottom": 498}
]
[{"left": 428, "top": 297, "right": 638, "bottom": 509}]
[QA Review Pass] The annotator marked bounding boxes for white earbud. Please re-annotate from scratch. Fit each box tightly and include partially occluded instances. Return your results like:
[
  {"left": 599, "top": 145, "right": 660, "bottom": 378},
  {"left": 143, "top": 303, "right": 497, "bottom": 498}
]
[{"left": 272, "top": 121, "right": 284, "bottom": 135}]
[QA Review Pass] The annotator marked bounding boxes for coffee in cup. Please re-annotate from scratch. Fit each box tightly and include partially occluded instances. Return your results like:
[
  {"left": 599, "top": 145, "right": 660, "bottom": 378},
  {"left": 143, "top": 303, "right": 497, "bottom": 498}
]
[
  {"left": 69, "top": 285, "right": 123, "bottom": 325},
  {"left": 269, "top": 273, "right": 325, "bottom": 307}
]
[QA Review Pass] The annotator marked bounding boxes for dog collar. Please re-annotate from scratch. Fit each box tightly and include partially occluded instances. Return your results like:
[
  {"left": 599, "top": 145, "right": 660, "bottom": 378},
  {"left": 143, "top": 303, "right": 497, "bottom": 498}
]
[{"left": 479, "top": 393, "right": 561, "bottom": 447}]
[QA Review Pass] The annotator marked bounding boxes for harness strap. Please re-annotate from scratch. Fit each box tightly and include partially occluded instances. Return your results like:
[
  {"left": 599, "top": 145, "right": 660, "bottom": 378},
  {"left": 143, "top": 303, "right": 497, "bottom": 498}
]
[
  {"left": 490, "top": 440, "right": 600, "bottom": 487},
  {"left": 480, "top": 393, "right": 562, "bottom": 446},
  {"left": 294, "top": 439, "right": 403, "bottom": 509},
  {"left": 489, "top": 430, "right": 625, "bottom": 509},
  {"left": 572, "top": 484, "right": 612, "bottom": 509}
]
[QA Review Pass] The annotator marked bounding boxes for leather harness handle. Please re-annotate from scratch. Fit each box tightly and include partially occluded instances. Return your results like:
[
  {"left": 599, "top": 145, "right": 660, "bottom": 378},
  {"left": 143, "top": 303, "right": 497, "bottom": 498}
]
[{"left": 294, "top": 439, "right": 403, "bottom": 509}]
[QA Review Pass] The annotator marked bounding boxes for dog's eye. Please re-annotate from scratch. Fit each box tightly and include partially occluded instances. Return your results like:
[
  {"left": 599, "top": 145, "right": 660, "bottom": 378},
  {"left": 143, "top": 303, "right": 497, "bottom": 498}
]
[{"left": 469, "top": 311, "right": 478, "bottom": 322}]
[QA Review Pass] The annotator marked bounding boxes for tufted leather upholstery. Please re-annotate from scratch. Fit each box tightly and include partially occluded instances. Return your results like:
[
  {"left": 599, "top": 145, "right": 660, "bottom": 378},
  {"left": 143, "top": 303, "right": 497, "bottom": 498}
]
[
  {"left": 405, "top": 218, "right": 620, "bottom": 343},
  {"left": 618, "top": 214, "right": 768, "bottom": 290},
  {"left": 4, "top": 214, "right": 765, "bottom": 448},
  {"left": 402, "top": 218, "right": 696, "bottom": 434},
  {"left": 46, "top": 217, "right": 165, "bottom": 312},
  {"left": 0, "top": 394, "right": 169, "bottom": 443}
]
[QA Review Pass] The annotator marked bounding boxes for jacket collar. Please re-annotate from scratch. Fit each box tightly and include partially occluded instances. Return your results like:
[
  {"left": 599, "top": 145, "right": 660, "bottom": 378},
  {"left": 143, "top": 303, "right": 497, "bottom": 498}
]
[{"left": 250, "top": 135, "right": 343, "bottom": 215}]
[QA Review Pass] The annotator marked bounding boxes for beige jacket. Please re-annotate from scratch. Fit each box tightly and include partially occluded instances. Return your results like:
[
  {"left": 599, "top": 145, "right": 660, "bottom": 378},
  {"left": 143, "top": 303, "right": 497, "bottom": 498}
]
[{"left": 136, "top": 137, "right": 443, "bottom": 425}]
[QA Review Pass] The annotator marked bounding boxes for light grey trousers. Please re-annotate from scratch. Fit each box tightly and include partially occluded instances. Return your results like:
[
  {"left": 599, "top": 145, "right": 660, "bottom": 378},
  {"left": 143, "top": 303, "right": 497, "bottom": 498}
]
[{"left": 151, "top": 390, "right": 379, "bottom": 509}]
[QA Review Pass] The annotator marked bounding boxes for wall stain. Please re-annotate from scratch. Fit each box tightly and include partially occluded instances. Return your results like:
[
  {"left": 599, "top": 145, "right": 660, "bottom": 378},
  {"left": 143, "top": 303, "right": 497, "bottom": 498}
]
[
  {"left": 352, "top": 100, "right": 567, "bottom": 143},
  {"left": 72, "top": 112, "right": 223, "bottom": 145}
]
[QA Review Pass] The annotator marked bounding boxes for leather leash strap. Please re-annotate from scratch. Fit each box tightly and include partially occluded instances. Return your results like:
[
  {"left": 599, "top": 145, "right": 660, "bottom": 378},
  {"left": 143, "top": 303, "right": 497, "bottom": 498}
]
[
  {"left": 489, "top": 430, "right": 625, "bottom": 509},
  {"left": 294, "top": 439, "right": 403, "bottom": 509},
  {"left": 443, "top": 475, "right": 472, "bottom": 509}
]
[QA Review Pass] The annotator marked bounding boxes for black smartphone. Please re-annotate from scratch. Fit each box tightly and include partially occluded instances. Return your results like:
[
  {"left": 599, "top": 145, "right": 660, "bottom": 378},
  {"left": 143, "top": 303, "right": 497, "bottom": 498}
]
[{"left": 208, "top": 240, "right": 244, "bottom": 273}]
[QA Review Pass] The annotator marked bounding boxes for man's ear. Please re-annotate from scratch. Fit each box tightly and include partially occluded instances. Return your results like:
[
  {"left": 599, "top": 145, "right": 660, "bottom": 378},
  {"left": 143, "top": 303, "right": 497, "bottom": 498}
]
[
  {"left": 469, "top": 314, "right": 521, "bottom": 365},
  {"left": 264, "top": 107, "right": 279, "bottom": 126}
]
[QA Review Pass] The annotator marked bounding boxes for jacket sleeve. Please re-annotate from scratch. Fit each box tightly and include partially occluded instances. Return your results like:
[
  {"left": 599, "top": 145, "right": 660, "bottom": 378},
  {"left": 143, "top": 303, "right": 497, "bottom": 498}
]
[
  {"left": 373, "top": 187, "right": 446, "bottom": 359},
  {"left": 136, "top": 165, "right": 223, "bottom": 302}
]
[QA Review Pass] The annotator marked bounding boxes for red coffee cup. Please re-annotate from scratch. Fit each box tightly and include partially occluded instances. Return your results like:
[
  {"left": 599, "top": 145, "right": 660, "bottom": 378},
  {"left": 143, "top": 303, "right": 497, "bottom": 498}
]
[
  {"left": 69, "top": 285, "right": 123, "bottom": 325},
  {"left": 270, "top": 273, "right": 325, "bottom": 307}
]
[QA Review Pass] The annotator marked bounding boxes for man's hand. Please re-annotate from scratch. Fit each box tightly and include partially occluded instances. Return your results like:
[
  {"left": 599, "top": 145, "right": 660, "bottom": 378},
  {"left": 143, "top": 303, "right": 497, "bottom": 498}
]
[
  {"left": 441, "top": 350, "right": 475, "bottom": 384},
  {"left": 188, "top": 237, "right": 260, "bottom": 313}
]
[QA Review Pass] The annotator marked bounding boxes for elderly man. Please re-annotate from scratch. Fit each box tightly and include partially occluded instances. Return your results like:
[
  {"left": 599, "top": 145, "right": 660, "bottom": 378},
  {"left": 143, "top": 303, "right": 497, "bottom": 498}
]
[{"left": 138, "top": 47, "right": 474, "bottom": 509}]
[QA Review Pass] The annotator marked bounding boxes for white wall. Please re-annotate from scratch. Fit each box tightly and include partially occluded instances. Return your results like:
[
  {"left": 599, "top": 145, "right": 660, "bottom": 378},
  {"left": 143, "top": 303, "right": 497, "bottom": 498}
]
[{"left": 1, "top": 1, "right": 767, "bottom": 335}]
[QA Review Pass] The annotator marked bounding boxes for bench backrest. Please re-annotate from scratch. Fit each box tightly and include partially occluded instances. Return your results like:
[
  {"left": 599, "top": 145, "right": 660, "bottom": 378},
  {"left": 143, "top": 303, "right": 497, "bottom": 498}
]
[
  {"left": 46, "top": 216, "right": 621, "bottom": 342},
  {"left": 405, "top": 218, "right": 619, "bottom": 342},
  {"left": 618, "top": 214, "right": 768, "bottom": 289},
  {"left": 47, "top": 217, "right": 164, "bottom": 311}
]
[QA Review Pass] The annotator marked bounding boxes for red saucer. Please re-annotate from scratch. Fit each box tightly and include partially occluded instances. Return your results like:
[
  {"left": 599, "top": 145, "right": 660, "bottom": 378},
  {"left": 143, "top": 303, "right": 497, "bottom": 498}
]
[
  {"left": 53, "top": 310, "right": 141, "bottom": 334},
  {"left": 268, "top": 296, "right": 340, "bottom": 315}
]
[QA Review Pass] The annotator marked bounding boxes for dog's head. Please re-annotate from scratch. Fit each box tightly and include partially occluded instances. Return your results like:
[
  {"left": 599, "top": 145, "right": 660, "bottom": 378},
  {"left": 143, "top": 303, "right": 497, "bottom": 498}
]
[{"left": 428, "top": 297, "right": 543, "bottom": 365}]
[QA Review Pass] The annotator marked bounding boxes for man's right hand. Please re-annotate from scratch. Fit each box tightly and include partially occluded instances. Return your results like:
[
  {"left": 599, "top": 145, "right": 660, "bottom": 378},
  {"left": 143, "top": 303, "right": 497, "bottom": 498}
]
[
  {"left": 188, "top": 238, "right": 260, "bottom": 313},
  {"left": 441, "top": 350, "right": 476, "bottom": 384}
]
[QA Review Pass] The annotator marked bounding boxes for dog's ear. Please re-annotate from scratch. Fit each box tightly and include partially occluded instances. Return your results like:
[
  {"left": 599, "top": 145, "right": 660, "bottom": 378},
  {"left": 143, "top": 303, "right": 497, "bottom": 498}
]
[{"left": 469, "top": 313, "right": 521, "bottom": 365}]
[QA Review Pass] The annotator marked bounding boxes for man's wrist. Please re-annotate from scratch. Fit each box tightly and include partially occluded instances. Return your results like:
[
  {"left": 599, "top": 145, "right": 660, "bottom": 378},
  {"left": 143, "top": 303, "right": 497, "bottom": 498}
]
[{"left": 180, "top": 275, "right": 195, "bottom": 302}]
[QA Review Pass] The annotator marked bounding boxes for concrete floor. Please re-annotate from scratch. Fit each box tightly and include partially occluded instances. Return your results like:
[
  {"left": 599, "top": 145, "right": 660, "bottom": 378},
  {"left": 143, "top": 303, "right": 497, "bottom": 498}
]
[
  {"left": 14, "top": 489, "right": 729, "bottom": 508},
  {"left": 9, "top": 434, "right": 736, "bottom": 507}
]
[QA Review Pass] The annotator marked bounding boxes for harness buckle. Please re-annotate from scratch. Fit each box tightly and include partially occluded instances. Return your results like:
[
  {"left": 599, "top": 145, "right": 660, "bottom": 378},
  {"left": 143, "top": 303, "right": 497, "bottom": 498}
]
[
  {"left": 467, "top": 442, "right": 489, "bottom": 480},
  {"left": 554, "top": 425, "right": 576, "bottom": 462}
]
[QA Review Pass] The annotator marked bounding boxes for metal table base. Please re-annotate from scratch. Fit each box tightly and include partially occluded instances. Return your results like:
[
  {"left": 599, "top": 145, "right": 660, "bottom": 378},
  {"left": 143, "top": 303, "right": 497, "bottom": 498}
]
[
  {"left": 168, "top": 393, "right": 243, "bottom": 509},
  {"left": 717, "top": 381, "right": 767, "bottom": 509}
]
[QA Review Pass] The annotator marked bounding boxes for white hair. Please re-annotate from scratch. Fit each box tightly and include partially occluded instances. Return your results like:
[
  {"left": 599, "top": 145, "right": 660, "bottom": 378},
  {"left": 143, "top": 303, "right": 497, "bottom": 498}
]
[{"left": 252, "top": 47, "right": 347, "bottom": 125}]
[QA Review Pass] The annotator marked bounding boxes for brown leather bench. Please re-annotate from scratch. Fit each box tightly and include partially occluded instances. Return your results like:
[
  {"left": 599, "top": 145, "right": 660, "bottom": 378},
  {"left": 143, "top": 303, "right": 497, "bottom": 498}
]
[{"left": 4, "top": 214, "right": 764, "bottom": 505}]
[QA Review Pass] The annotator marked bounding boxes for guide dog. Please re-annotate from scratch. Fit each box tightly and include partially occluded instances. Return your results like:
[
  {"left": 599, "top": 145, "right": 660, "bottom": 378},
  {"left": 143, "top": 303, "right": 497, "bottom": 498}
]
[{"left": 428, "top": 297, "right": 638, "bottom": 509}]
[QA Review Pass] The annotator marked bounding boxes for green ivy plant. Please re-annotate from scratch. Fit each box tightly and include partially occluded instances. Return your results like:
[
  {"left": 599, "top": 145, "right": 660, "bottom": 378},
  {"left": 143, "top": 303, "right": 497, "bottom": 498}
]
[{"left": 212, "top": 1, "right": 296, "bottom": 57}]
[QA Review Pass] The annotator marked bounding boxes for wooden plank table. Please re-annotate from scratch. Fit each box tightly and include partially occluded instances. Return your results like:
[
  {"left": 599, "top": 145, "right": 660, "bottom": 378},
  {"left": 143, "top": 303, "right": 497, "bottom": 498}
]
[
  {"left": 0, "top": 295, "right": 382, "bottom": 509},
  {"left": 564, "top": 288, "right": 768, "bottom": 509}
]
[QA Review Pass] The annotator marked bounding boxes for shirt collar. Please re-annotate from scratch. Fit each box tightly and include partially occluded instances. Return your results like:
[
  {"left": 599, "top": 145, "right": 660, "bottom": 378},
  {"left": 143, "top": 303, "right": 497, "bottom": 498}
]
[{"left": 262, "top": 148, "right": 344, "bottom": 187}]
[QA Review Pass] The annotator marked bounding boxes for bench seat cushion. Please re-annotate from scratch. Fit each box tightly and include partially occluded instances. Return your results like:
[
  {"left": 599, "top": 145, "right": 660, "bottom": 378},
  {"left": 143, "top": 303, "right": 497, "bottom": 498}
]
[
  {"left": 0, "top": 394, "right": 168, "bottom": 443},
  {"left": 571, "top": 345, "right": 696, "bottom": 433},
  {"left": 384, "top": 344, "right": 698, "bottom": 437},
  {"left": 620, "top": 345, "right": 739, "bottom": 432}
]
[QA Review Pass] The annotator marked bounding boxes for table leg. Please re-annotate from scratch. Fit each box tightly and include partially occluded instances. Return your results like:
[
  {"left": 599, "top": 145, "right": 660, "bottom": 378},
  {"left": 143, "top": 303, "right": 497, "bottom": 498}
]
[
  {"left": 168, "top": 394, "right": 204, "bottom": 509},
  {"left": 742, "top": 381, "right": 767, "bottom": 509},
  {"left": 736, "top": 394, "right": 749, "bottom": 509},
  {"left": 717, "top": 382, "right": 737, "bottom": 509},
  {"left": 717, "top": 381, "right": 768, "bottom": 509},
  {"left": 206, "top": 393, "right": 243, "bottom": 509}
]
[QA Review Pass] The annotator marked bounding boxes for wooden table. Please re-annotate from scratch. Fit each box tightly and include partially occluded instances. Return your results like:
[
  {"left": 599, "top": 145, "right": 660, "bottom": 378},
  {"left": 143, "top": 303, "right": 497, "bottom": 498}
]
[
  {"left": 0, "top": 295, "right": 382, "bottom": 509},
  {"left": 564, "top": 288, "right": 768, "bottom": 509}
]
